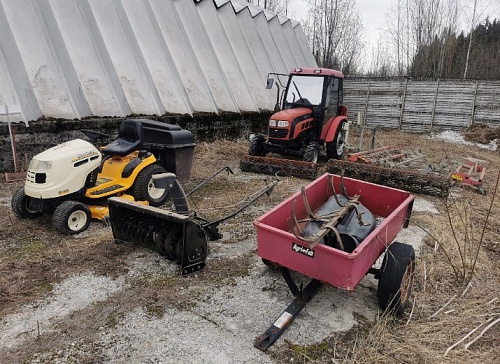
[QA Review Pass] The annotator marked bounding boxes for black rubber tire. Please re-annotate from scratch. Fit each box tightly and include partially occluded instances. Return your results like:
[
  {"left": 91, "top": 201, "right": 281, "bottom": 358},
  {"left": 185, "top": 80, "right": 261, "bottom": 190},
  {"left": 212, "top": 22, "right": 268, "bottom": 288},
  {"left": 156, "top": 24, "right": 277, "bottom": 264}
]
[
  {"left": 378, "top": 242, "right": 416, "bottom": 315},
  {"left": 249, "top": 134, "right": 266, "bottom": 156},
  {"left": 303, "top": 142, "right": 319, "bottom": 163},
  {"left": 11, "top": 188, "right": 42, "bottom": 219},
  {"left": 131, "top": 164, "right": 169, "bottom": 207},
  {"left": 326, "top": 121, "right": 346, "bottom": 160},
  {"left": 52, "top": 201, "right": 91, "bottom": 235}
]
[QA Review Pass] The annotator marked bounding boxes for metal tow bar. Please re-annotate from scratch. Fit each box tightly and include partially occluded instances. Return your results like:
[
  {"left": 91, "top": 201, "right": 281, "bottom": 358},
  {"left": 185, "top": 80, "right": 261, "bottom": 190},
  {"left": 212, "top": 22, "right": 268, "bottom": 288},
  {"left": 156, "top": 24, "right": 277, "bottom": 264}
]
[{"left": 254, "top": 267, "right": 322, "bottom": 351}]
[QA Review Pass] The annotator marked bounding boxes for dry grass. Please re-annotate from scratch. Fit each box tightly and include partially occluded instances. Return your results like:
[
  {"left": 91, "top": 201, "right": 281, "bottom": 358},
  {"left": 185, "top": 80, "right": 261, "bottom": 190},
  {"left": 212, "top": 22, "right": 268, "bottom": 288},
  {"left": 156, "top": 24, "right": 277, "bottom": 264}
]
[
  {"left": 269, "top": 127, "right": 500, "bottom": 363},
  {"left": 1, "top": 127, "right": 499, "bottom": 363}
]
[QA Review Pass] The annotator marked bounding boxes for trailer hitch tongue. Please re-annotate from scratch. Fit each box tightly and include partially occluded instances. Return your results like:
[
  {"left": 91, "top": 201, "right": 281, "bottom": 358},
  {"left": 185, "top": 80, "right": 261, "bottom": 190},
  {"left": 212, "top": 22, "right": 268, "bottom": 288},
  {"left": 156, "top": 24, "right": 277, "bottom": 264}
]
[{"left": 254, "top": 272, "right": 322, "bottom": 351}]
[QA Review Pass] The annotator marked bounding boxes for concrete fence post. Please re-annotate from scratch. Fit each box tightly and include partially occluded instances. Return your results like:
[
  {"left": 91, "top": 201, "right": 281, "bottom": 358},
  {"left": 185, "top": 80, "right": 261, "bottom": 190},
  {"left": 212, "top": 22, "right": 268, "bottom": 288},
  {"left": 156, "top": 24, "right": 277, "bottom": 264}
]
[
  {"left": 398, "top": 78, "right": 408, "bottom": 131},
  {"left": 470, "top": 80, "right": 479, "bottom": 126},
  {"left": 430, "top": 79, "right": 440, "bottom": 131}
]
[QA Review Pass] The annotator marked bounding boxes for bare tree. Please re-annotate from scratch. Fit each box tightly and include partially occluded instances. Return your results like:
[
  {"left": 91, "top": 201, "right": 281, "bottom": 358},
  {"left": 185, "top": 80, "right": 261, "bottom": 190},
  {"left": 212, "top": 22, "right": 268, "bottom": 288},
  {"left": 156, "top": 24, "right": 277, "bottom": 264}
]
[
  {"left": 383, "top": 0, "right": 460, "bottom": 77},
  {"left": 245, "top": 0, "right": 290, "bottom": 16},
  {"left": 463, "top": 0, "right": 478, "bottom": 78},
  {"left": 303, "top": 0, "right": 364, "bottom": 73}
]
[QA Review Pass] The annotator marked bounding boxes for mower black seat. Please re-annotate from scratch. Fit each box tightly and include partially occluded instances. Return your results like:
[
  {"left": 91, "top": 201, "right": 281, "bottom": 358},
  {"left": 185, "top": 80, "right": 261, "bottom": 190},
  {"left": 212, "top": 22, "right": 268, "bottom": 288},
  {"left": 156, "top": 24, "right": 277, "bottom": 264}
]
[{"left": 102, "top": 119, "right": 143, "bottom": 156}]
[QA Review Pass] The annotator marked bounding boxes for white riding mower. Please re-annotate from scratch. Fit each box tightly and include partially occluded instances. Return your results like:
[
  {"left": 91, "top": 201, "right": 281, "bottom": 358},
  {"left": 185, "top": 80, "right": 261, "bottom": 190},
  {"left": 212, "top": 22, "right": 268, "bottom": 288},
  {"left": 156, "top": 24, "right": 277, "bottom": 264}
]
[{"left": 11, "top": 118, "right": 195, "bottom": 235}]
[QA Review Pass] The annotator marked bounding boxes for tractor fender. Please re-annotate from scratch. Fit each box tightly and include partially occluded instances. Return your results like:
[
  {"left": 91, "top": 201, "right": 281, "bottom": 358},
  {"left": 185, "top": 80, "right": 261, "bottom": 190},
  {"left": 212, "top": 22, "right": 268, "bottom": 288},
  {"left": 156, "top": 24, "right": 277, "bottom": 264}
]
[{"left": 321, "top": 115, "right": 347, "bottom": 143}]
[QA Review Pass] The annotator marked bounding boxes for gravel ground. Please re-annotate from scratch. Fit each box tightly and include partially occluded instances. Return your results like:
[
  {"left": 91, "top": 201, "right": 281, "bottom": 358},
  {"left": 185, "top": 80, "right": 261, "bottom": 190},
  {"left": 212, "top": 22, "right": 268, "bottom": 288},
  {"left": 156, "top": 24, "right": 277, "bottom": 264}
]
[
  {"left": 3, "top": 127, "right": 496, "bottom": 363},
  {"left": 0, "top": 193, "right": 430, "bottom": 363}
]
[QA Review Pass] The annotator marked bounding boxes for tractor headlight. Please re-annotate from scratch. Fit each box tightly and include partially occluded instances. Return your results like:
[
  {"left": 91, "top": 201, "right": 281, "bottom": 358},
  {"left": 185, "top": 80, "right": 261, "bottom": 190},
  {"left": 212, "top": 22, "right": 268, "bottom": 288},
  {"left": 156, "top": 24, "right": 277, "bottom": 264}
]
[
  {"left": 269, "top": 119, "right": 277, "bottom": 127},
  {"left": 29, "top": 159, "right": 52, "bottom": 172},
  {"left": 276, "top": 120, "right": 289, "bottom": 127}
]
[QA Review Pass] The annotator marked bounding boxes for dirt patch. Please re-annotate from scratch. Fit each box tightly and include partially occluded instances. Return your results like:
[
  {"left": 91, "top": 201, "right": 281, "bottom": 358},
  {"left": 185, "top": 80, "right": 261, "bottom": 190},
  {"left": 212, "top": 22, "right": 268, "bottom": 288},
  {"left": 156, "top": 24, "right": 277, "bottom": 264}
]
[
  {"left": 464, "top": 123, "right": 500, "bottom": 146},
  {"left": 1, "top": 129, "right": 499, "bottom": 363}
]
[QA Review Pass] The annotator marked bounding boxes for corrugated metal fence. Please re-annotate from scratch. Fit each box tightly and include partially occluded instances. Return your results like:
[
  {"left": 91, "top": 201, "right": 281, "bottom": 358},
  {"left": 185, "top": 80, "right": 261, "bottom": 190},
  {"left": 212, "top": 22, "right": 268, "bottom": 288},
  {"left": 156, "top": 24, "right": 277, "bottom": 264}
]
[{"left": 344, "top": 78, "right": 500, "bottom": 131}]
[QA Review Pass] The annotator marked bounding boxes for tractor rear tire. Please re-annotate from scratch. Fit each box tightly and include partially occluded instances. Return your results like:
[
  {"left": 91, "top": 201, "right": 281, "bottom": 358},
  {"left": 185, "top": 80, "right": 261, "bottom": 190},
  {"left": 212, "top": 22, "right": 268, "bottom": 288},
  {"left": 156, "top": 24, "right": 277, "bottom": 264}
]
[
  {"left": 326, "top": 121, "right": 345, "bottom": 160},
  {"left": 249, "top": 134, "right": 266, "bottom": 157},
  {"left": 131, "top": 164, "right": 169, "bottom": 206},
  {"left": 11, "top": 188, "right": 42, "bottom": 219},
  {"left": 52, "top": 201, "right": 91, "bottom": 235},
  {"left": 303, "top": 142, "right": 319, "bottom": 163},
  {"left": 378, "top": 241, "right": 416, "bottom": 315}
]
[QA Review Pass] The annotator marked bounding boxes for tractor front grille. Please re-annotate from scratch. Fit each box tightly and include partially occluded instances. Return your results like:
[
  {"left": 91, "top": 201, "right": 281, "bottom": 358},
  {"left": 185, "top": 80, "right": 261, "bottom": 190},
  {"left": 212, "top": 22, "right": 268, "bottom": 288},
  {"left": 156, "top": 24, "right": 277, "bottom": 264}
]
[{"left": 269, "top": 129, "right": 288, "bottom": 139}]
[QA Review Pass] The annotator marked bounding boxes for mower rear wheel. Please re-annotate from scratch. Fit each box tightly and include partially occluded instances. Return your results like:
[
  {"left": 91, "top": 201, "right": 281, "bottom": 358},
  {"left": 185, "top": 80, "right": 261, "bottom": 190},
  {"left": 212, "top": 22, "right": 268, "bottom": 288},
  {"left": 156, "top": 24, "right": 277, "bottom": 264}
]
[
  {"left": 11, "top": 188, "right": 42, "bottom": 219},
  {"left": 378, "top": 241, "right": 415, "bottom": 315},
  {"left": 131, "top": 164, "right": 169, "bottom": 206},
  {"left": 52, "top": 201, "right": 91, "bottom": 235},
  {"left": 326, "top": 121, "right": 345, "bottom": 160},
  {"left": 303, "top": 142, "right": 319, "bottom": 163},
  {"left": 249, "top": 134, "right": 266, "bottom": 156}
]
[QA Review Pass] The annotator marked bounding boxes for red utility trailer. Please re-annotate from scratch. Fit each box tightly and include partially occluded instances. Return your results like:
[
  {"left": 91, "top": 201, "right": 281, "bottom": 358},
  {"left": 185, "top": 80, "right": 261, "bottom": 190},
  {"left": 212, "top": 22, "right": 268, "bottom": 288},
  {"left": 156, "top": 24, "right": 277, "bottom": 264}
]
[{"left": 254, "top": 173, "right": 415, "bottom": 351}]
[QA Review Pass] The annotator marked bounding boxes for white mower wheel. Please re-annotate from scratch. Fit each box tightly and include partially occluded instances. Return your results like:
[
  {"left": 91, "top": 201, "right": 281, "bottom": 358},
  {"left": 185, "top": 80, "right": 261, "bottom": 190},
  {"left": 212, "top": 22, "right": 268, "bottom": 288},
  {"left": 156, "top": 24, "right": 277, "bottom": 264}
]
[
  {"left": 131, "top": 164, "right": 169, "bottom": 207},
  {"left": 11, "top": 188, "right": 42, "bottom": 219},
  {"left": 52, "top": 201, "right": 91, "bottom": 235}
]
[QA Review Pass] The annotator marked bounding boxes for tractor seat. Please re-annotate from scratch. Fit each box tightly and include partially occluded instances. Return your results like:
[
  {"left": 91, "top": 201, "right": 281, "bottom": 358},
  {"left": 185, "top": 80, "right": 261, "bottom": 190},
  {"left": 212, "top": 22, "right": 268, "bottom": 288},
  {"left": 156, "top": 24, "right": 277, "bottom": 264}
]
[{"left": 102, "top": 119, "right": 143, "bottom": 156}]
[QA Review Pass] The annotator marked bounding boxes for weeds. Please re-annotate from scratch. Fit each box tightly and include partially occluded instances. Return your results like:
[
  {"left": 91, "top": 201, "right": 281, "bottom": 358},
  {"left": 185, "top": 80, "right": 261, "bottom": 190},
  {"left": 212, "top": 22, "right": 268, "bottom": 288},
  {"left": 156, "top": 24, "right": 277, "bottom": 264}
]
[{"left": 414, "top": 170, "right": 499, "bottom": 284}]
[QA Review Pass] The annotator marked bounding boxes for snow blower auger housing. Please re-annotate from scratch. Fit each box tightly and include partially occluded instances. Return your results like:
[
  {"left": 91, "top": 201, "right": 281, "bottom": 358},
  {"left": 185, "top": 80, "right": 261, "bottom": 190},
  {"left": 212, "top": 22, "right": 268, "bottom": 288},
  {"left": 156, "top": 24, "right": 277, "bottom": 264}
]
[
  {"left": 241, "top": 68, "right": 349, "bottom": 179},
  {"left": 11, "top": 119, "right": 195, "bottom": 235},
  {"left": 108, "top": 170, "right": 279, "bottom": 275}
]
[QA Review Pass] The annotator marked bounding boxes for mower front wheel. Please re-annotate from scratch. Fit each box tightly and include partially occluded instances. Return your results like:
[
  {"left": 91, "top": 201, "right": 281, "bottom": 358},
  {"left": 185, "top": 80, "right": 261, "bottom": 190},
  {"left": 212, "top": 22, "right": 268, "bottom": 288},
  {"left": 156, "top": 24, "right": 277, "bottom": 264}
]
[
  {"left": 378, "top": 241, "right": 416, "bottom": 315},
  {"left": 132, "top": 164, "right": 169, "bottom": 206},
  {"left": 52, "top": 201, "right": 91, "bottom": 235},
  {"left": 11, "top": 188, "right": 42, "bottom": 219}
]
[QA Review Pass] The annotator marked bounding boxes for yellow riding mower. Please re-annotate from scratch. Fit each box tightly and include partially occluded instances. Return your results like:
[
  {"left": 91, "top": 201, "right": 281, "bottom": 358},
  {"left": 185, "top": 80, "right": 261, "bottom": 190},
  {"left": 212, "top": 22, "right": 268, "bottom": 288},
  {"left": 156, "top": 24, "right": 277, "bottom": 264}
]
[{"left": 11, "top": 119, "right": 195, "bottom": 235}]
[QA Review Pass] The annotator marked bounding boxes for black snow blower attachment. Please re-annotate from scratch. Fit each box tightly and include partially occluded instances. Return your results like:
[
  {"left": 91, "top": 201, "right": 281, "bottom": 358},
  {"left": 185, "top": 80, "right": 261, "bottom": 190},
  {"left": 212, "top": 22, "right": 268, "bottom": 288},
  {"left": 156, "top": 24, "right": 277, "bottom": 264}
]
[{"left": 109, "top": 168, "right": 278, "bottom": 275}]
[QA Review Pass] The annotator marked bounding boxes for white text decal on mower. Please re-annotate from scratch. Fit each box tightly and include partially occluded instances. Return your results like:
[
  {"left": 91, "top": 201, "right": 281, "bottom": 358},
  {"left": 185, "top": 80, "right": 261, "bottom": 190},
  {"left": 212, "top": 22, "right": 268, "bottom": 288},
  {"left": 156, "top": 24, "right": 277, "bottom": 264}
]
[{"left": 292, "top": 243, "right": 314, "bottom": 258}]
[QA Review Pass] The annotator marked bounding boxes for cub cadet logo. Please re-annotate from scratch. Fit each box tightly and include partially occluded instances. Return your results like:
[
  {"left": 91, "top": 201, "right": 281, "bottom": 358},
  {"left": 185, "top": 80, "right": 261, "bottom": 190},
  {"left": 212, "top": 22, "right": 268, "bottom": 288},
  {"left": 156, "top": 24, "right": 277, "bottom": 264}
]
[
  {"left": 451, "top": 173, "right": 463, "bottom": 182},
  {"left": 292, "top": 243, "right": 314, "bottom": 258},
  {"left": 71, "top": 150, "right": 98, "bottom": 163},
  {"left": 58, "top": 189, "right": 70, "bottom": 195}
]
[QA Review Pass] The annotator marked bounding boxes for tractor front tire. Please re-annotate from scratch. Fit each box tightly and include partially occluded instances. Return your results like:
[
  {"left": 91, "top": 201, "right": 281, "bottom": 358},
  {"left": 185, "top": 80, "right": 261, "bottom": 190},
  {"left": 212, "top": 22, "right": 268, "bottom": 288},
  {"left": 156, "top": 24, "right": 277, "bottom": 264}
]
[
  {"left": 378, "top": 241, "right": 416, "bottom": 315},
  {"left": 248, "top": 134, "right": 266, "bottom": 157},
  {"left": 326, "top": 121, "right": 346, "bottom": 160},
  {"left": 11, "top": 188, "right": 42, "bottom": 219},
  {"left": 303, "top": 142, "right": 319, "bottom": 163},
  {"left": 52, "top": 201, "right": 91, "bottom": 235},
  {"left": 132, "top": 164, "right": 169, "bottom": 206}
]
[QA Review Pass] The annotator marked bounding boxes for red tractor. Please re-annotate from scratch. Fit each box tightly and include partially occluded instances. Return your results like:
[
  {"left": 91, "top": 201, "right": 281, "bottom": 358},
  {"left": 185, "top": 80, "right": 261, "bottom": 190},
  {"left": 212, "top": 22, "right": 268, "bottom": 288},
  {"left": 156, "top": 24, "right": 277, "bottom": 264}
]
[{"left": 249, "top": 68, "right": 348, "bottom": 163}]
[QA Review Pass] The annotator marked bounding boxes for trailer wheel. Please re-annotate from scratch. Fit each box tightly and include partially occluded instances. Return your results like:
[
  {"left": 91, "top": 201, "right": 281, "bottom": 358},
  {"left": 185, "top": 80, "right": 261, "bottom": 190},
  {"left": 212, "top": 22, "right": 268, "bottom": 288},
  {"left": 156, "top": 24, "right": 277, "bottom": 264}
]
[
  {"left": 326, "top": 121, "right": 345, "bottom": 160},
  {"left": 132, "top": 164, "right": 169, "bottom": 206},
  {"left": 11, "top": 188, "right": 42, "bottom": 219},
  {"left": 249, "top": 134, "right": 266, "bottom": 156},
  {"left": 378, "top": 242, "right": 415, "bottom": 315},
  {"left": 303, "top": 142, "right": 319, "bottom": 163},
  {"left": 52, "top": 201, "right": 91, "bottom": 235}
]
